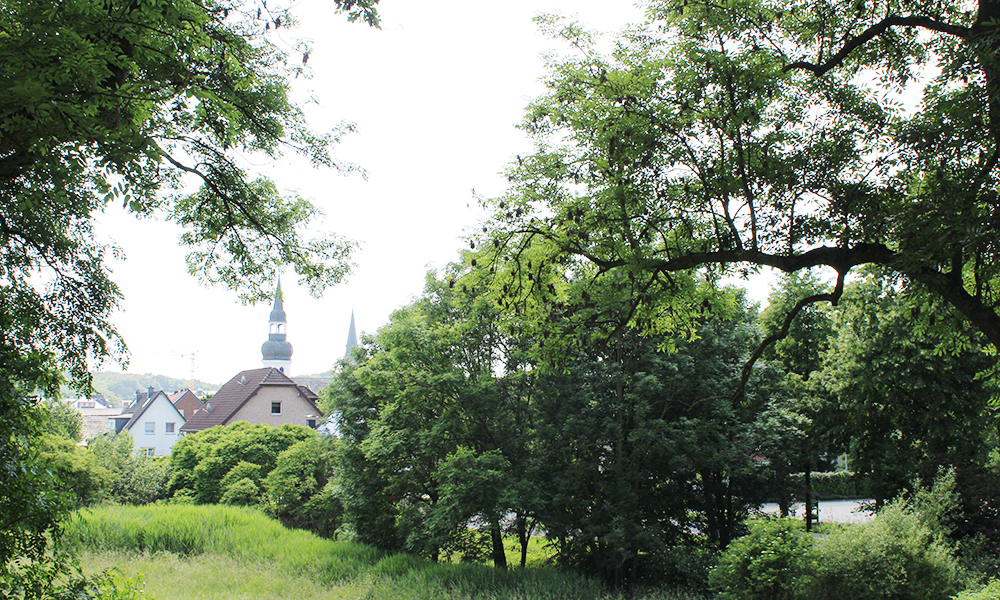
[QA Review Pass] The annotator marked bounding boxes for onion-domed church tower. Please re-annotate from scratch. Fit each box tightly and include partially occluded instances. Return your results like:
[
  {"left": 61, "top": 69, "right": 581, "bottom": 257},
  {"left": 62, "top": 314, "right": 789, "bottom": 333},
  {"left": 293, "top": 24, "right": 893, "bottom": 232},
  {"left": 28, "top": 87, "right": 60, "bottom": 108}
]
[{"left": 261, "top": 280, "right": 293, "bottom": 374}]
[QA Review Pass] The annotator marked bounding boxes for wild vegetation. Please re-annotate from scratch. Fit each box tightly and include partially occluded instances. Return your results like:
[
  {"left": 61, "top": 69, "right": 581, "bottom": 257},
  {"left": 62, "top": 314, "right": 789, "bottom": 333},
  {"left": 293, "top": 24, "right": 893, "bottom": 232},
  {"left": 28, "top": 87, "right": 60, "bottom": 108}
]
[
  {"left": 24, "top": 265, "right": 998, "bottom": 598},
  {"left": 322, "top": 267, "right": 999, "bottom": 591},
  {"left": 67, "top": 505, "right": 678, "bottom": 600},
  {"left": 3, "top": 0, "right": 1000, "bottom": 596},
  {"left": 0, "top": 0, "right": 379, "bottom": 594}
]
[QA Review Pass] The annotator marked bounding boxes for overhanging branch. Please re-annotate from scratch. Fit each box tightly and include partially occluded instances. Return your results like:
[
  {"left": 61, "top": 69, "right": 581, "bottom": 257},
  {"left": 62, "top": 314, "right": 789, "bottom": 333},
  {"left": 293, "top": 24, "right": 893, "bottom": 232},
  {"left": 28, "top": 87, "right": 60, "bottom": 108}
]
[
  {"left": 783, "top": 15, "right": 970, "bottom": 76},
  {"left": 734, "top": 269, "right": 846, "bottom": 401}
]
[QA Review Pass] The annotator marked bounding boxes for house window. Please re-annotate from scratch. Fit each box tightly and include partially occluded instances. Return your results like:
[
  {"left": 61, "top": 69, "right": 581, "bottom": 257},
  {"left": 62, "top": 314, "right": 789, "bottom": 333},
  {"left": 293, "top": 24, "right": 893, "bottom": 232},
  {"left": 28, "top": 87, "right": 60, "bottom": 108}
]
[
  {"left": 307, "top": 419, "right": 316, "bottom": 428},
  {"left": 165, "top": 422, "right": 175, "bottom": 434},
  {"left": 142, "top": 447, "right": 154, "bottom": 457},
  {"left": 144, "top": 422, "right": 155, "bottom": 435},
  {"left": 271, "top": 402, "right": 281, "bottom": 415}
]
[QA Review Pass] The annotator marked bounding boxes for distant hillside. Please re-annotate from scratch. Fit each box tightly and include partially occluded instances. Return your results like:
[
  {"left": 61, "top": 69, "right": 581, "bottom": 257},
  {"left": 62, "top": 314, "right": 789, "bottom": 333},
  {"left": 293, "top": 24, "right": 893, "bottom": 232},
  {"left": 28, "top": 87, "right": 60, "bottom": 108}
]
[
  {"left": 59, "top": 371, "right": 328, "bottom": 407},
  {"left": 78, "top": 372, "right": 220, "bottom": 407},
  {"left": 293, "top": 375, "right": 333, "bottom": 395}
]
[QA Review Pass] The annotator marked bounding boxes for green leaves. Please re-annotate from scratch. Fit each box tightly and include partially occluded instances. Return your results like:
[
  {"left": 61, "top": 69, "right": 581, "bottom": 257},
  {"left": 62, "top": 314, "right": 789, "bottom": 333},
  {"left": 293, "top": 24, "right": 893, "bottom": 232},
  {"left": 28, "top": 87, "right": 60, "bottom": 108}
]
[
  {"left": 484, "top": 0, "right": 1000, "bottom": 351},
  {"left": 172, "top": 178, "right": 357, "bottom": 303},
  {"left": 0, "top": 0, "right": 380, "bottom": 592}
]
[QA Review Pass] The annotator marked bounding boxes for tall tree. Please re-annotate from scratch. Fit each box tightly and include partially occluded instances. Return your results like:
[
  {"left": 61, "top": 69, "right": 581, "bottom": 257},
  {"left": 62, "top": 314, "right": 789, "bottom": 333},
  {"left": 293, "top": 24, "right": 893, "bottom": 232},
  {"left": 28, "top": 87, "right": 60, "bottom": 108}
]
[
  {"left": 527, "top": 294, "right": 771, "bottom": 588},
  {"left": 0, "top": 0, "right": 378, "bottom": 591},
  {"left": 480, "top": 0, "right": 1000, "bottom": 364},
  {"left": 326, "top": 269, "right": 524, "bottom": 567},
  {"left": 753, "top": 272, "right": 837, "bottom": 526},
  {"left": 819, "top": 276, "right": 998, "bottom": 515}
]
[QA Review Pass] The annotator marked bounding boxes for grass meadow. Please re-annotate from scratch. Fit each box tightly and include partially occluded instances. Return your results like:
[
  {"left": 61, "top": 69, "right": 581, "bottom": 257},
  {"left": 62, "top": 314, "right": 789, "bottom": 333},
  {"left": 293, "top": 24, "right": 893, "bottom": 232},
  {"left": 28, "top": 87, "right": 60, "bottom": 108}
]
[{"left": 67, "top": 505, "right": 706, "bottom": 600}]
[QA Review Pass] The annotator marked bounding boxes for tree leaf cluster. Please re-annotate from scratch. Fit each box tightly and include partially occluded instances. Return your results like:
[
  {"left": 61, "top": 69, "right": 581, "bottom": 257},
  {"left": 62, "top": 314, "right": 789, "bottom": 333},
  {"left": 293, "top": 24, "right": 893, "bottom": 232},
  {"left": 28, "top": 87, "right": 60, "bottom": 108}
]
[
  {"left": 326, "top": 269, "right": 775, "bottom": 589},
  {"left": 479, "top": 0, "right": 1000, "bottom": 356}
]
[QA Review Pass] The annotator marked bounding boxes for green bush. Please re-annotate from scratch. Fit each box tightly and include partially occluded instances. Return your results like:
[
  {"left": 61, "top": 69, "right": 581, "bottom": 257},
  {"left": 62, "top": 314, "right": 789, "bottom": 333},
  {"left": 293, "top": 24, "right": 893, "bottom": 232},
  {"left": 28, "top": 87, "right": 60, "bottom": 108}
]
[
  {"left": 787, "top": 471, "right": 872, "bottom": 500},
  {"left": 219, "top": 460, "right": 265, "bottom": 506},
  {"left": 639, "top": 543, "right": 716, "bottom": 592},
  {"left": 168, "top": 422, "right": 315, "bottom": 504},
  {"left": 219, "top": 461, "right": 264, "bottom": 492},
  {"left": 954, "top": 579, "right": 1000, "bottom": 600},
  {"left": 709, "top": 518, "right": 815, "bottom": 600},
  {"left": 264, "top": 436, "right": 341, "bottom": 537},
  {"left": 220, "top": 477, "right": 261, "bottom": 506},
  {"left": 810, "top": 502, "right": 962, "bottom": 600},
  {"left": 37, "top": 434, "right": 110, "bottom": 506},
  {"left": 89, "top": 569, "right": 150, "bottom": 600},
  {"left": 88, "top": 432, "right": 170, "bottom": 505}
]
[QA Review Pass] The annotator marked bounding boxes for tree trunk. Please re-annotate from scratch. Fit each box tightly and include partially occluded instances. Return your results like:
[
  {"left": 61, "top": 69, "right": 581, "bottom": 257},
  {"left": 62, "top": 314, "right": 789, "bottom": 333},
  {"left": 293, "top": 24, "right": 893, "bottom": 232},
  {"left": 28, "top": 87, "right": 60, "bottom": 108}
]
[
  {"left": 516, "top": 512, "right": 533, "bottom": 568},
  {"left": 490, "top": 520, "right": 507, "bottom": 569},
  {"left": 804, "top": 466, "right": 813, "bottom": 532},
  {"left": 778, "top": 470, "right": 790, "bottom": 517}
]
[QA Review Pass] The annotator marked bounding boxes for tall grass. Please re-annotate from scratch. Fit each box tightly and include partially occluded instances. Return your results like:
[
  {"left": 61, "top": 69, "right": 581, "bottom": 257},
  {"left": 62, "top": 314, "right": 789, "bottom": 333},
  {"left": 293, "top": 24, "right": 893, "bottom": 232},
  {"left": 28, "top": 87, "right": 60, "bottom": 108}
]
[
  {"left": 66, "top": 504, "right": 377, "bottom": 583},
  {"left": 69, "top": 505, "right": 708, "bottom": 600}
]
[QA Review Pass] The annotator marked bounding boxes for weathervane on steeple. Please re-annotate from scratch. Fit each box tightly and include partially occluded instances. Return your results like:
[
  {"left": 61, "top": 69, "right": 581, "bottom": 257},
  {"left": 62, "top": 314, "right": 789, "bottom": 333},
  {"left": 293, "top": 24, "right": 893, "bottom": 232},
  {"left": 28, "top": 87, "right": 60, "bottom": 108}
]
[{"left": 261, "top": 279, "right": 293, "bottom": 374}]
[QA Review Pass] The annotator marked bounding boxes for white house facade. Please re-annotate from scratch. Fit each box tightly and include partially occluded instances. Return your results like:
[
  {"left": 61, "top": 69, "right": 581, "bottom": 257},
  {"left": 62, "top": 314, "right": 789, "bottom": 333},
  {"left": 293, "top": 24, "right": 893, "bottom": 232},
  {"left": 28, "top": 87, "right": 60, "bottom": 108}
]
[{"left": 121, "top": 391, "right": 185, "bottom": 456}]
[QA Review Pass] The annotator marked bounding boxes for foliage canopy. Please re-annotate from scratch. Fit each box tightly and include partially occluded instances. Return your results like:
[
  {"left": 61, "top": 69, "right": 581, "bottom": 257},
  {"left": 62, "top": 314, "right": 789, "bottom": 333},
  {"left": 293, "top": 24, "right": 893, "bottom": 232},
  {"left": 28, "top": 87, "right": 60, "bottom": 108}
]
[
  {"left": 479, "top": 0, "right": 1000, "bottom": 359},
  {"left": 0, "top": 0, "right": 378, "bottom": 592}
]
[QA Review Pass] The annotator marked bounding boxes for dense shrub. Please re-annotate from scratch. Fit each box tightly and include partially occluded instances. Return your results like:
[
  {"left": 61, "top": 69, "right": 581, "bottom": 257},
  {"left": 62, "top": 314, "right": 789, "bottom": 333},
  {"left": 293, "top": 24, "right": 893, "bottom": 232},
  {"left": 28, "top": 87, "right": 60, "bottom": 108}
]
[
  {"left": 87, "top": 432, "right": 170, "bottom": 505},
  {"left": 954, "top": 579, "right": 1000, "bottom": 600},
  {"left": 808, "top": 475, "right": 964, "bottom": 600},
  {"left": 167, "top": 422, "right": 316, "bottom": 504},
  {"left": 709, "top": 519, "right": 814, "bottom": 600},
  {"left": 638, "top": 543, "right": 716, "bottom": 592},
  {"left": 37, "top": 433, "right": 110, "bottom": 506},
  {"left": 220, "top": 477, "right": 261, "bottom": 506},
  {"left": 43, "top": 399, "right": 83, "bottom": 441},
  {"left": 712, "top": 474, "right": 966, "bottom": 600},
  {"left": 264, "top": 436, "right": 342, "bottom": 537},
  {"left": 219, "top": 460, "right": 265, "bottom": 506}
]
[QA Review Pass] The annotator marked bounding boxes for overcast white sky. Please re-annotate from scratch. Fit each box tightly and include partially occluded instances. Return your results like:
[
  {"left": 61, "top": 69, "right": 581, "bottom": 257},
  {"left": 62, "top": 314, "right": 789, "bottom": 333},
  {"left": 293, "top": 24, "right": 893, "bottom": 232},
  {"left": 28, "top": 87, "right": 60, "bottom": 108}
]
[{"left": 92, "top": 0, "right": 779, "bottom": 387}]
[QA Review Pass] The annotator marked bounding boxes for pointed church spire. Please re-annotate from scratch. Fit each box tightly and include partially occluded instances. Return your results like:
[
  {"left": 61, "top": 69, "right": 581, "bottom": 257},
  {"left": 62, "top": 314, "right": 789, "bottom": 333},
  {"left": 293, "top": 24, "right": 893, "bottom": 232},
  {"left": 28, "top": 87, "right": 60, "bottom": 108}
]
[
  {"left": 345, "top": 310, "right": 358, "bottom": 357},
  {"left": 262, "top": 279, "right": 293, "bottom": 373},
  {"left": 269, "top": 278, "right": 286, "bottom": 323}
]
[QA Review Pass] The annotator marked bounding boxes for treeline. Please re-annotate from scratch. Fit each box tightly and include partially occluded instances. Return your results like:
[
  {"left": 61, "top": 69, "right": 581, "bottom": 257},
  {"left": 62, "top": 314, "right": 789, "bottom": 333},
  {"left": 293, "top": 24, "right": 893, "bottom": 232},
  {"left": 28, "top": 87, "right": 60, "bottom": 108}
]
[
  {"left": 56, "top": 372, "right": 220, "bottom": 407},
  {"left": 31, "top": 268, "right": 998, "bottom": 594},
  {"left": 320, "top": 268, "right": 999, "bottom": 590}
]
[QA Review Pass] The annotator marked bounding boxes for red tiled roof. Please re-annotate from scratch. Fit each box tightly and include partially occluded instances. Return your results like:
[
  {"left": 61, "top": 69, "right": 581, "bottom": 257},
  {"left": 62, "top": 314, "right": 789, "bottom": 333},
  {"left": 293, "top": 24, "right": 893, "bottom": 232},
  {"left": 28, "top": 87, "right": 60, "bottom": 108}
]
[{"left": 179, "top": 368, "right": 320, "bottom": 433}]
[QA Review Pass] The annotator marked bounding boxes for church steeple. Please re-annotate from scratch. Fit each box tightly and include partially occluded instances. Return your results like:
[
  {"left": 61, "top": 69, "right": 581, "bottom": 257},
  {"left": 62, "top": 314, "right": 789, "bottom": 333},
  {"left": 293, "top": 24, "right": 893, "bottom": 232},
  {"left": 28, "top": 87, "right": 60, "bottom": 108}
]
[
  {"left": 345, "top": 310, "right": 358, "bottom": 357},
  {"left": 261, "top": 280, "right": 293, "bottom": 373}
]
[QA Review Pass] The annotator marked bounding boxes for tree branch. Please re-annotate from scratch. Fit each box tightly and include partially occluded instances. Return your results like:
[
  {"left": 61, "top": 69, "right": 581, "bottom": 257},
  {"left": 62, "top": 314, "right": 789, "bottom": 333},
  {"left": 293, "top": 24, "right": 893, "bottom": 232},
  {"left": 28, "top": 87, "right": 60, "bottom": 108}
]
[
  {"left": 733, "top": 269, "right": 846, "bottom": 401},
  {"left": 783, "top": 16, "right": 970, "bottom": 76}
]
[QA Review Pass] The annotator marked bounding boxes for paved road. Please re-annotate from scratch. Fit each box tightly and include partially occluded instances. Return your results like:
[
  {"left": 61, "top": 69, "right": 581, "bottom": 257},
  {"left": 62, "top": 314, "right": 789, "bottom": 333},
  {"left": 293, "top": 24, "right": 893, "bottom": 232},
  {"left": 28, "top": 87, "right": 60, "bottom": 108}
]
[{"left": 761, "top": 499, "right": 874, "bottom": 523}]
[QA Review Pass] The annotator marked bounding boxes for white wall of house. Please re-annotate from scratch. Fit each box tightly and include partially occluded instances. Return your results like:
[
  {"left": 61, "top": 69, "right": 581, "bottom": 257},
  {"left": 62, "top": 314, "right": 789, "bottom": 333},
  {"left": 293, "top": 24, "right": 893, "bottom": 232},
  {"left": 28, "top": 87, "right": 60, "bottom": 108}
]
[{"left": 127, "top": 396, "right": 185, "bottom": 456}]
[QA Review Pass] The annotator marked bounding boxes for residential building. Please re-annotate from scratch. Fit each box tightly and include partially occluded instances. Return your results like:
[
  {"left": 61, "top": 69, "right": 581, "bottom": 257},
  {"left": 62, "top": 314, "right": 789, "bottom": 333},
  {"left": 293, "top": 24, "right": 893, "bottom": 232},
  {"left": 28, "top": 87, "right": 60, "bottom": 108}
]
[
  {"left": 112, "top": 388, "right": 185, "bottom": 456},
  {"left": 180, "top": 367, "right": 322, "bottom": 433},
  {"left": 169, "top": 388, "right": 204, "bottom": 420}
]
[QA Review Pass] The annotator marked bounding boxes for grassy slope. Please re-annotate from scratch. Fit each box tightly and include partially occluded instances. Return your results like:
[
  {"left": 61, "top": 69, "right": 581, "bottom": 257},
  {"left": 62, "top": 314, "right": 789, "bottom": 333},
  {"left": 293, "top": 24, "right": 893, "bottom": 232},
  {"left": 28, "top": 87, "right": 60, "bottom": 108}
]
[
  {"left": 82, "top": 551, "right": 369, "bottom": 600},
  {"left": 69, "top": 505, "right": 704, "bottom": 600}
]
